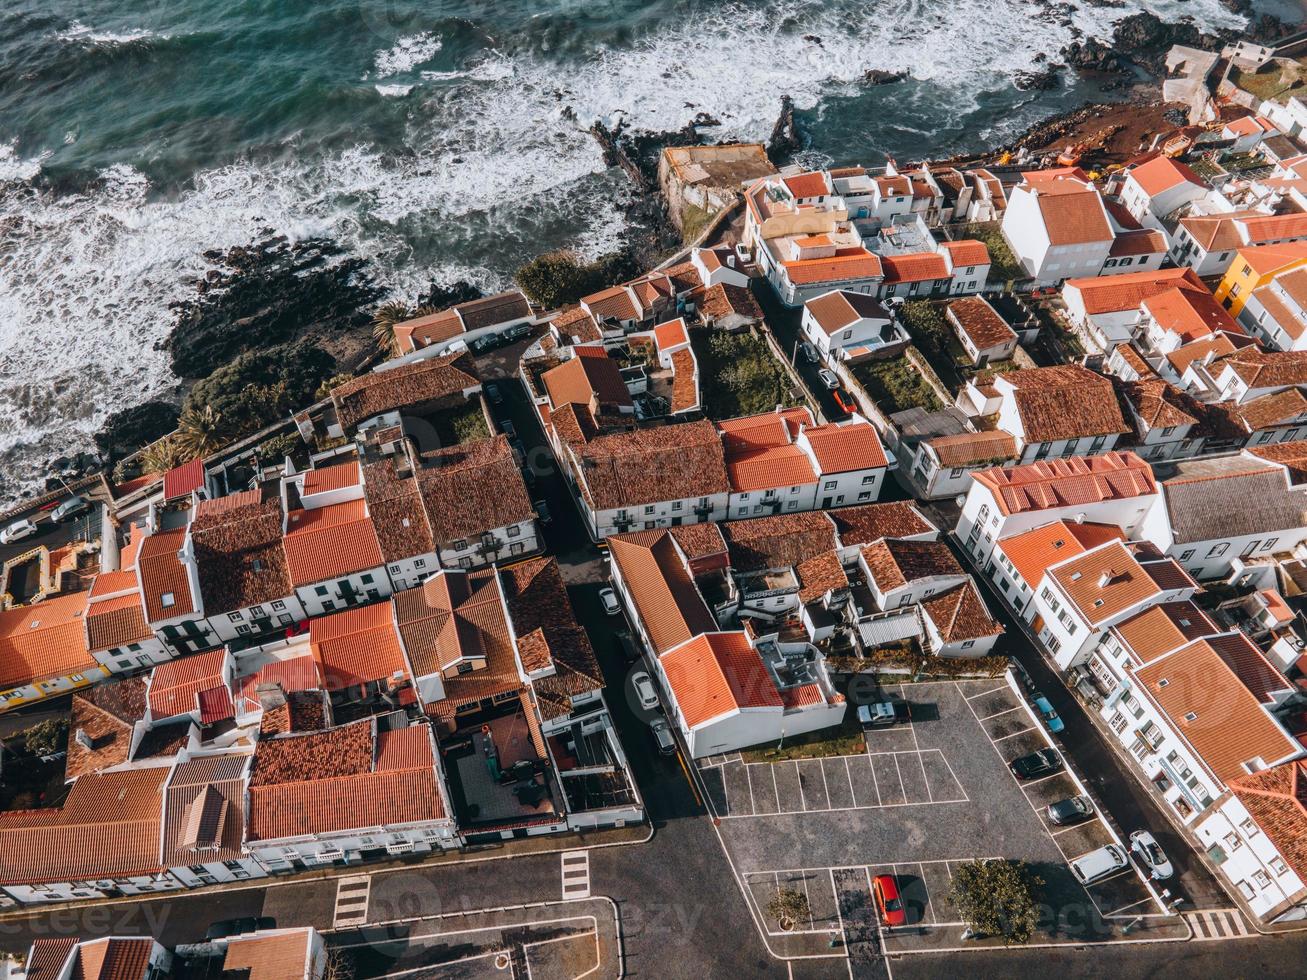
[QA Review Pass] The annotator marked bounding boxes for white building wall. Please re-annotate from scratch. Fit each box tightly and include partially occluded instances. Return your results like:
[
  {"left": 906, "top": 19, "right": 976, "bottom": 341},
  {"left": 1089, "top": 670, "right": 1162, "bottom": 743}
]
[
  {"left": 592, "top": 494, "right": 729, "bottom": 540},
  {"left": 729, "top": 484, "right": 819, "bottom": 519},
  {"left": 295, "top": 567, "right": 391, "bottom": 618},
  {"left": 1196, "top": 794, "right": 1307, "bottom": 921},
  {"left": 92, "top": 635, "right": 173, "bottom": 675},
  {"left": 437, "top": 520, "right": 540, "bottom": 570}
]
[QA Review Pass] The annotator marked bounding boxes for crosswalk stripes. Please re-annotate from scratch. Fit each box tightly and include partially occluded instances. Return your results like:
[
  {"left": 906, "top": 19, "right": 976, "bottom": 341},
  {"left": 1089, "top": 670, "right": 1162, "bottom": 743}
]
[
  {"left": 560, "top": 849, "right": 590, "bottom": 900},
  {"left": 333, "top": 875, "right": 371, "bottom": 928},
  {"left": 1186, "top": 909, "right": 1251, "bottom": 940}
]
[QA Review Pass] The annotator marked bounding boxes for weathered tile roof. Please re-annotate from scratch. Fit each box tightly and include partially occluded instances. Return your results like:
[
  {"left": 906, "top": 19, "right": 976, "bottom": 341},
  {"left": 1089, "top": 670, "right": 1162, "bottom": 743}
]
[
  {"left": 577, "top": 420, "right": 729, "bottom": 510},
  {"left": 862, "top": 538, "right": 963, "bottom": 593},
  {"left": 222, "top": 930, "right": 317, "bottom": 980},
  {"left": 360, "top": 456, "right": 434, "bottom": 562},
  {"left": 148, "top": 648, "right": 232, "bottom": 723},
  {"left": 331, "top": 350, "right": 479, "bottom": 432},
  {"left": 65, "top": 677, "right": 148, "bottom": 780},
  {"left": 68, "top": 938, "right": 154, "bottom": 980},
  {"left": 796, "top": 551, "right": 849, "bottom": 605},
  {"left": 920, "top": 582, "right": 1003, "bottom": 643},
  {"left": 1162, "top": 456, "right": 1307, "bottom": 544},
  {"left": 191, "top": 490, "right": 292, "bottom": 614},
  {"left": 924, "top": 430, "right": 1018, "bottom": 467},
  {"left": 697, "top": 282, "right": 761, "bottom": 323},
  {"left": 948, "top": 296, "right": 1016, "bottom": 352},
  {"left": 416, "top": 435, "right": 535, "bottom": 546},
  {"left": 828, "top": 501, "right": 935, "bottom": 547},
  {"left": 1000, "top": 364, "right": 1129, "bottom": 444},
  {"left": 392, "top": 569, "right": 509, "bottom": 679},
  {"left": 1214, "top": 347, "right": 1307, "bottom": 388},
  {"left": 722, "top": 512, "right": 837, "bottom": 572},
  {"left": 162, "top": 754, "right": 249, "bottom": 866}
]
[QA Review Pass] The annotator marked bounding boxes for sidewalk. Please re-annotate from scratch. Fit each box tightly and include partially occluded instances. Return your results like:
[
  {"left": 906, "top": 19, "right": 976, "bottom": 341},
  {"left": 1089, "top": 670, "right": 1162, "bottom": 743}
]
[{"left": 883, "top": 912, "right": 1191, "bottom": 955}]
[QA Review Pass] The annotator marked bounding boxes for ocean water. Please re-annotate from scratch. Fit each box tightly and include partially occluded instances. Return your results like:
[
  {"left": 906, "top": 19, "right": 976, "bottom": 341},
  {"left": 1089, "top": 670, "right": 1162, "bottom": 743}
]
[{"left": 0, "top": 0, "right": 1269, "bottom": 500}]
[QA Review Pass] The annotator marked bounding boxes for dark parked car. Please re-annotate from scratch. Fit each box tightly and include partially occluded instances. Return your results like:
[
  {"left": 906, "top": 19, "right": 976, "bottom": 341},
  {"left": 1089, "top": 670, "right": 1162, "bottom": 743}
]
[
  {"left": 1046, "top": 795, "right": 1095, "bottom": 826},
  {"left": 206, "top": 916, "right": 276, "bottom": 941},
  {"left": 1009, "top": 748, "right": 1063, "bottom": 781}
]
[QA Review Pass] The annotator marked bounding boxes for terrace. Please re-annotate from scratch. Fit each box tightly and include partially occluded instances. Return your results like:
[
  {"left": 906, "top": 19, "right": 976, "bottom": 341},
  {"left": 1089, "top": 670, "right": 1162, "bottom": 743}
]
[{"left": 442, "top": 706, "right": 564, "bottom": 832}]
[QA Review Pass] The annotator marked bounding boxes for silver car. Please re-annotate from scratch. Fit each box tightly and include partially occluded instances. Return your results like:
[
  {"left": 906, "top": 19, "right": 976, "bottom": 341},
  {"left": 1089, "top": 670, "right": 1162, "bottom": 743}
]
[
  {"left": 631, "top": 671, "right": 659, "bottom": 711},
  {"left": 0, "top": 519, "right": 37, "bottom": 544},
  {"left": 817, "top": 368, "right": 840, "bottom": 390}
]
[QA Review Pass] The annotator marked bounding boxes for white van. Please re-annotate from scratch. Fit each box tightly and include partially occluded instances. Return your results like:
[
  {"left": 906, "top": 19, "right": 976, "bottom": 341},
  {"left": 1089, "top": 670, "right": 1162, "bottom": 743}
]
[{"left": 1069, "top": 844, "right": 1128, "bottom": 884}]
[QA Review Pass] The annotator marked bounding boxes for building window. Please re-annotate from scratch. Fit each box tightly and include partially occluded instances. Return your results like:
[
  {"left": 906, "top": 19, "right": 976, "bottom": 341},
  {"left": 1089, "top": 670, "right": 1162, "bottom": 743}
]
[
  {"left": 507, "top": 524, "right": 520, "bottom": 537},
  {"left": 1272, "top": 857, "right": 1289, "bottom": 876},
  {"left": 1179, "top": 550, "right": 1194, "bottom": 561},
  {"left": 672, "top": 500, "right": 682, "bottom": 511},
  {"left": 861, "top": 474, "right": 875, "bottom": 485},
  {"left": 451, "top": 539, "right": 467, "bottom": 551},
  {"left": 644, "top": 505, "right": 655, "bottom": 514},
  {"left": 456, "top": 661, "right": 474, "bottom": 674},
  {"left": 361, "top": 574, "right": 373, "bottom": 584},
  {"left": 1262, "top": 537, "right": 1278, "bottom": 550},
  {"left": 1206, "top": 543, "right": 1229, "bottom": 558},
  {"left": 1225, "top": 832, "right": 1243, "bottom": 851},
  {"left": 1254, "top": 870, "right": 1272, "bottom": 889},
  {"left": 161, "top": 592, "right": 175, "bottom": 609},
  {"left": 414, "top": 558, "right": 426, "bottom": 568},
  {"left": 1241, "top": 818, "right": 1259, "bottom": 836},
  {"left": 315, "top": 585, "right": 329, "bottom": 597},
  {"left": 236, "top": 625, "right": 251, "bottom": 636},
  {"left": 227, "top": 612, "right": 243, "bottom": 623},
  {"left": 272, "top": 600, "right": 286, "bottom": 611},
  {"left": 858, "top": 492, "right": 871, "bottom": 502}
]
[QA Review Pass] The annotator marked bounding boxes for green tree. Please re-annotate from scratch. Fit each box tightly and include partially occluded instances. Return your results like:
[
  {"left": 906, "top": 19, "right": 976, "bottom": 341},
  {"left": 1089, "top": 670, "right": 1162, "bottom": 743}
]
[
  {"left": 174, "top": 405, "right": 229, "bottom": 460},
  {"left": 23, "top": 717, "right": 69, "bottom": 758},
  {"left": 514, "top": 250, "right": 637, "bottom": 309},
  {"left": 371, "top": 301, "right": 437, "bottom": 358},
  {"left": 183, "top": 344, "right": 337, "bottom": 439},
  {"left": 767, "top": 887, "right": 811, "bottom": 929},
  {"left": 315, "top": 372, "right": 355, "bottom": 401},
  {"left": 257, "top": 432, "right": 303, "bottom": 464},
  {"left": 947, "top": 859, "right": 1043, "bottom": 945}
]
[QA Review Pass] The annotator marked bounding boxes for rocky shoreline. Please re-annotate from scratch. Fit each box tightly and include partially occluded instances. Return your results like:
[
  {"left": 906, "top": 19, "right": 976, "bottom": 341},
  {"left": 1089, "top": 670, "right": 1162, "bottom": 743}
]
[{"left": 58, "top": 6, "right": 1302, "bottom": 494}]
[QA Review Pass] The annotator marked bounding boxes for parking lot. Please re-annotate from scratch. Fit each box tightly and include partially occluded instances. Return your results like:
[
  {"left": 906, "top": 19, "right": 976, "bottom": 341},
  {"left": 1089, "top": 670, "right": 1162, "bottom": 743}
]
[{"left": 697, "top": 678, "right": 1164, "bottom": 947}]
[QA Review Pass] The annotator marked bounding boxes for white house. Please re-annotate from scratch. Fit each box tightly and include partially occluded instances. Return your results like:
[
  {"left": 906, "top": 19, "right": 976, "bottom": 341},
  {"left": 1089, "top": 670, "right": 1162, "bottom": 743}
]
[
  {"left": 983, "top": 364, "right": 1131, "bottom": 463},
  {"left": 1171, "top": 211, "right": 1307, "bottom": 277},
  {"left": 1239, "top": 264, "right": 1307, "bottom": 351},
  {"left": 946, "top": 296, "right": 1018, "bottom": 366},
  {"left": 1196, "top": 759, "right": 1307, "bottom": 922},
  {"left": 801, "top": 289, "right": 906, "bottom": 362},
  {"left": 989, "top": 519, "right": 1126, "bottom": 620},
  {"left": 1118, "top": 155, "right": 1208, "bottom": 223},
  {"left": 1222, "top": 114, "right": 1279, "bottom": 152},
  {"left": 392, "top": 290, "right": 536, "bottom": 357},
  {"left": 1000, "top": 170, "right": 1115, "bottom": 284},
  {"left": 1139, "top": 448, "right": 1307, "bottom": 579},
  {"left": 1030, "top": 539, "right": 1197, "bottom": 669},
  {"left": 1061, "top": 266, "right": 1209, "bottom": 346},
  {"left": 957, "top": 451, "right": 1158, "bottom": 568}
]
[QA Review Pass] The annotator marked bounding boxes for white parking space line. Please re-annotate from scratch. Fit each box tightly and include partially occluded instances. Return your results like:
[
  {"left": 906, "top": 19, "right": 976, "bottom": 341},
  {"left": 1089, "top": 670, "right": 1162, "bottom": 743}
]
[
  {"left": 561, "top": 849, "right": 590, "bottom": 900},
  {"left": 721, "top": 765, "right": 731, "bottom": 814},
  {"left": 820, "top": 759, "right": 831, "bottom": 805},
  {"left": 844, "top": 756, "right": 858, "bottom": 807},
  {"left": 965, "top": 685, "right": 1010, "bottom": 701},
  {"left": 868, "top": 753, "right": 883, "bottom": 805},
  {"left": 1103, "top": 897, "right": 1155, "bottom": 918},
  {"left": 746, "top": 763, "right": 757, "bottom": 814},
  {"left": 977, "top": 705, "right": 1025, "bottom": 721},
  {"left": 991, "top": 727, "right": 1036, "bottom": 742},
  {"left": 917, "top": 863, "right": 938, "bottom": 926},
  {"left": 771, "top": 764, "right": 781, "bottom": 811},
  {"left": 897, "top": 686, "right": 933, "bottom": 803},
  {"left": 1049, "top": 823, "right": 1084, "bottom": 836},
  {"left": 796, "top": 760, "right": 807, "bottom": 810}
]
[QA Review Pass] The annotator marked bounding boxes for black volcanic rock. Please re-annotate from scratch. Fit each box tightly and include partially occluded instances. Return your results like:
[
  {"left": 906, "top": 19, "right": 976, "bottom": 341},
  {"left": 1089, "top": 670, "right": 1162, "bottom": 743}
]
[
  {"left": 863, "top": 69, "right": 908, "bottom": 85},
  {"left": 1014, "top": 64, "right": 1065, "bottom": 91},
  {"left": 94, "top": 400, "right": 179, "bottom": 462},
  {"left": 768, "top": 95, "right": 803, "bottom": 162},
  {"left": 1061, "top": 37, "right": 1125, "bottom": 74}
]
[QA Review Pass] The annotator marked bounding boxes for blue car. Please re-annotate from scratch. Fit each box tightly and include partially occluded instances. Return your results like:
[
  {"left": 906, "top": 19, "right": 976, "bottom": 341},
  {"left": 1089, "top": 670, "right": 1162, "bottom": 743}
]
[{"left": 1033, "top": 695, "right": 1065, "bottom": 734}]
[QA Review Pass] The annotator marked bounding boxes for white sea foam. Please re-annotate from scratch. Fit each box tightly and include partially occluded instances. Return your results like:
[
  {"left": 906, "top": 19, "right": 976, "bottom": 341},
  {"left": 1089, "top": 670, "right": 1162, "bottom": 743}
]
[
  {"left": 375, "top": 83, "right": 415, "bottom": 97},
  {"left": 373, "top": 32, "right": 443, "bottom": 77},
  {"left": 0, "top": 0, "right": 1253, "bottom": 500},
  {"left": 56, "top": 21, "right": 168, "bottom": 45}
]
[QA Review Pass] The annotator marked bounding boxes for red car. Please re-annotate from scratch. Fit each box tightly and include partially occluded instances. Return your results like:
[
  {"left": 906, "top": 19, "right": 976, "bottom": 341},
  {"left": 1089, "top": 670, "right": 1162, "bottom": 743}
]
[
  {"left": 872, "top": 874, "right": 906, "bottom": 927},
  {"left": 832, "top": 388, "right": 857, "bottom": 416}
]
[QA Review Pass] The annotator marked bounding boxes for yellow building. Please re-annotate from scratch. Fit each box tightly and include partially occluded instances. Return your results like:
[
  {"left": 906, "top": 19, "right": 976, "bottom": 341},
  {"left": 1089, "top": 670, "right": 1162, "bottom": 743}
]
[{"left": 1214, "top": 241, "right": 1307, "bottom": 316}]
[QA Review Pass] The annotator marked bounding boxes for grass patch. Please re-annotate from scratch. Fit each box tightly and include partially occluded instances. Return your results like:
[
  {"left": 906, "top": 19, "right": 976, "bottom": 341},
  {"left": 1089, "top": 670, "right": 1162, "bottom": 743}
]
[
  {"left": 898, "top": 301, "right": 969, "bottom": 389},
  {"left": 958, "top": 223, "right": 1024, "bottom": 282},
  {"left": 1231, "top": 63, "right": 1304, "bottom": 104},
  {"left": 430, "top": 400, "right": 489, "bottom": 445},
  {"left": 690, "top": 327, "right": 799, "bottom": 419},
  {"left": 853, "top": 349, "right": 942, "bottom": 415},
  {"left": 681, "top": 203, "right": 719, "bottom": 245},
  {"left": 740, "top": 710, "right": 866, "bottom": 763}
]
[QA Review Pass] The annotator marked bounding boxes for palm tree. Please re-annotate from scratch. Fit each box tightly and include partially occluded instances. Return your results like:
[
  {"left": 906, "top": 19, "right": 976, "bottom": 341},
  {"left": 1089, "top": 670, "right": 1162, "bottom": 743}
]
[
  {"left": 139, "top": 436, "right": 187, "bottom": 475},
  {"left": 174, "top": 405, "right": 228, "bottom": 460},
  {"left": 372, "top": 301, "right": 413, "bottom": 357}
]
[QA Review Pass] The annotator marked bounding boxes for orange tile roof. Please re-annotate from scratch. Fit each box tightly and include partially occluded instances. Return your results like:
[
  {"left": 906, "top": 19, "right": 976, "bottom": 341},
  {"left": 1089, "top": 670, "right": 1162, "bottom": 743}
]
[
  {"left": 148, "top": 647, "right": 231, "bottom": 722},
  {"left": 89, "top": 569, "right": 136, "bottom": 600},
  {"left": 302, "top": 461, "right": 361, "bottom": 496},
  {"left": 1032, "top": 182, "right": 1112, "bottom": 245},
  {"left": 1177, "top": 210, "right": 1263, "bottom": 252},
  {"left": 801, "top": 420, "right": 887, "bottom": 473},
  {"left": 1108, "top": 228, "right": 1167, "bottom": 257},
  {"left": 924, "top": 430, "right": 1018, "bottom": 467},
  {"left": 828, "top": 501, "right": 934, "bottom": 546},
  {"left": 582, "top": 285, "right": 640, "bottom": 322},
  {"left": 608, "top": 530, "right": 717, "bottom": 656},
  {"left": 653, "top": 317, "right": 690, "bottom": 351},
  {"left": 1128, "top": 155, "right": 1204, "bottom": 197},
  {"left": 782, "top": 248, "right": 882, "bottom": 285},
  {"left": 1142, "top": 286, "right": 1240, "bottom": 343},
  {"left": 1234, "top": 241, "right": 1307, "bottom": 278},
  {"left": 542, "top": 346, "right": 633, "bottom": 410},
  {"left": 85, "top": 591, "right": 153, "bottom": 653},
  {"left": 1049, "top": 541, "right": 1162, "bottom": 626},
  {"left": 26, "top": 940, "right": 78, "bottom": 980},
  {"left": 392, "top": 569, "right": 510, "bottom": 678},
  {"left": 660, "top": 632, "right": 782, "bottom": 728},
  {"left": 1112, "top": 600, "right": 1217, "bottom": 665},
  {"left": 939, "top": 240, "right": 991, "bottom": 267},
  {"left": 718, "top": 407, "right": 812, "bottom": 452},
  {"left": 0, "top": 768, "right": 168, "bottom": 885},
  {"left": 1238, "top": 212, "right": 1307, "bottom": 245},
  {"left": 223, "top": 931, "right": 316, "bottom": 980},
  {"left": 416, "top": 435, "right": 536, "bottom": 545},
  {"left": 137, "top": 528, "right": 195, "bottom": 622},
  {"left": 1227, "top": 760, "right": 1307, "bottom": 884},
  {"left": 783, "top": 172, "right": 830, "bottom": 199},
  {"left": 1166, "top": 331, "right": 1252, "bottom": 376},
  {"left": 881, "top": 253, "right": 949, "bottom": 284},
  {"left": 1134, "top": 639, "right": 1300, "bottom": 782},
  {"left": 1209, "top": 630, "right": 1292, "bottom": 705},
  {"left": 1251, "top": 282, "right": 1307, "bottom": 341},
  {"left": 575, "top": 418, "right": 729, "bottom": 509},
  {"left": 726, "top": 443, "right": 816, "bottom": 493},
  {"left": 309, "top": 601, "right": 409, "bottom": 689},
  {"left": 997, "top": 520, "right": 1125, "bottom": 588},
  {"left": 1064, "top": 266, "right": 1204, "bottom": 315},
  {"left": 283, "top": 500, "right": 383, "bottom": 587},
  {"left": 0, "top": 591, "right": 95, "bottom": 690},
  {"left": 972, "top": 451, "right": 1155, "bottom": 516},
  {"left": 72, "top": 938, "right": 154, "bottom": 980}
]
